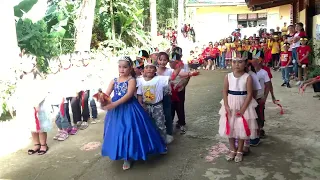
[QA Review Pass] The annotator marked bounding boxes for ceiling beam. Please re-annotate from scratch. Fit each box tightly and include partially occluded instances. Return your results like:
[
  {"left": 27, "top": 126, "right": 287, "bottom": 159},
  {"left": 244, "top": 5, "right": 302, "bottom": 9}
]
[{"left": 250, "top": 0, "right": 293, "bottom": 10}]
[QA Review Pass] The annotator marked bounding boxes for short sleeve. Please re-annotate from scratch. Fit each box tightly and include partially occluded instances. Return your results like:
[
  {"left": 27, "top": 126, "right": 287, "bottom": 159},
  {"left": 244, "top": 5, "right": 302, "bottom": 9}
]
[
  {"left": 250, "top": 73, "right": 262, "bottom": 90},
  {"left": 137, "top": 84, "right": 143, "bottom": 95},
  {"left": 263, "top": 71, "right": 271, "bottom": 83},
  {"left": 136, "top": 78, "right": 143, "bottom": 95}
]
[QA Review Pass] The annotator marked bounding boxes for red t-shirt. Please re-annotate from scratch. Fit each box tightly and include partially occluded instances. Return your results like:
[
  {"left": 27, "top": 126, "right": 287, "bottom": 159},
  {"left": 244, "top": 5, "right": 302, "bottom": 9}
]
[
  {"left": 202, "top": 47, "right": 219, "bottom": 58},
  {"left": 297, "top": 45, "right": 311, "bottom": 64},
  {"left": 280, "top": 51, "right": 292, "bottom": 67},
  {"left": 262, "top": 65, "right": 273, "bottom": 79}
]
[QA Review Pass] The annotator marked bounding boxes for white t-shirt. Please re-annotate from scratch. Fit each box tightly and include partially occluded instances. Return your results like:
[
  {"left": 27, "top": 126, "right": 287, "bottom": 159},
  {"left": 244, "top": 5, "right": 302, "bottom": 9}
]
[
  {"left": 157, "top": 67, "right": 173, "bottom": 76},
  {"left": 248, "top": 71, "right": 262, "bottom": 91},
  {"left": 256, "top": 69, "right": 270, "bottom": 99},
  {"left": 293, "top": 33, "right": 301, "bottom": 49},
  {"left": 137, "top": 76, "right": 169, "bottom": 104}
]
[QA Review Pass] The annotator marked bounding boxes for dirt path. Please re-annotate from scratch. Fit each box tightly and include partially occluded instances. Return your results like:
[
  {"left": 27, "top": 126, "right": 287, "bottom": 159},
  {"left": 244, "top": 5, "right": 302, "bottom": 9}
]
[{"left": 1, "top": 70, "right": 320, "bottom": 180}]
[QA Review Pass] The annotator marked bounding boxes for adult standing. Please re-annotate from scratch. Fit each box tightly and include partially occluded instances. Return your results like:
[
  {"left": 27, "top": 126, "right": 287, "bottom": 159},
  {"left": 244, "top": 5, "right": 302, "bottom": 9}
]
[
  {"left": 292, "top": 23, "right": 307, "bottom": 85},
  {"left": 287, "top": 25, "right": 296, "bottom": 77}
]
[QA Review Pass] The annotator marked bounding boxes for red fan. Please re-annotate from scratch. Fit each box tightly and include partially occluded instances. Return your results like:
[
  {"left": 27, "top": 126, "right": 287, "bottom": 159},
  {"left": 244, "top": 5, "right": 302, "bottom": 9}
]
[{"left": 93, "top": 89, "right": 111, "bottom": 107}]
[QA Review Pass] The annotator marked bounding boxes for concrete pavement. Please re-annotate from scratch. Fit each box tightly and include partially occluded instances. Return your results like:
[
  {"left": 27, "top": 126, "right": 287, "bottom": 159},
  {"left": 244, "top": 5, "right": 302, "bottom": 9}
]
[{"left": 1, "top": 70, "right": 320, "bottom": 180}]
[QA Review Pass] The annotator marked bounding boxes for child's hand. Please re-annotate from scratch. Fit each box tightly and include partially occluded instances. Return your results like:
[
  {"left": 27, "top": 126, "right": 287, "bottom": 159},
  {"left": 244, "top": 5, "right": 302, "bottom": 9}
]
[
  {"left": 236, "top": 111, "right": 243, "bottom": 117},
  {"left": 102, "top": 102, "right": 117, "bottom": 111},
  {"left": 225, "top": 105, "right": 231, "bottom": 115}
]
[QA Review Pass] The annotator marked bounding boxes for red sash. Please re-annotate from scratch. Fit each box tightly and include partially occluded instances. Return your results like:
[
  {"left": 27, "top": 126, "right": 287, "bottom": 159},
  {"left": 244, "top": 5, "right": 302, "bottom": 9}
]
[
  {"left": 34, "top": 107, "right": 41, "bottom": 131},
  {"left": 225, "top": 111, "right": 251, "bottom": 137}
]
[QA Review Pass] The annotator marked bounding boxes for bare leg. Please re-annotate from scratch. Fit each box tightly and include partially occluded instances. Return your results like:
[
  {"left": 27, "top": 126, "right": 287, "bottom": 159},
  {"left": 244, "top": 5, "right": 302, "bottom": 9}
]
[
  {"left": 235, "top": 139, "right": 244, "bottom": 162},
  {"left": 38, "top": 132, "right": 49, "bottom": 154},
  {"left": 226, "top": 138, "right": 236, "bottom": 160},
  {"left": 28, "top": 132, "right": 40, "bottom": 155}
]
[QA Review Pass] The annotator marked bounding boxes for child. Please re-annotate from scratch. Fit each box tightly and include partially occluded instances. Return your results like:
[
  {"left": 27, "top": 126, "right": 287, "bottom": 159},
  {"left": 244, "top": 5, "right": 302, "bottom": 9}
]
[
  {"left": 101, "top": 56, "right": 167, "bottom": 170},
  {"left": 251, "top": 52, "right": 271, "bottom": 145},
  {"left": 157, "top": 52, "right": 197, "bottom": 139},
  {"left": 137, "top": 58, "right": 171, "bottom": 144},
  {"left": 219, "top": 57, "right": 258, "bottom": 162},
  {"left": 297, "top": 37, "right": 311, "bottom": 84},
  {"left": 218, "top": 41, "right": 227, "bottom": 69},
  {"left": 278, "top": 43, "right": 292, "bottom": 88},
  {"left": 269, "top": 35, "right": 280, "bottom": 69},
  {"left": 13, "top": 65, "right": 52, "bottom": 155},
  {"left": 188, "top": 50, "right": 201, "bottom": 71},
  {"left": 225, "top": 37, "right": 234, "bottom": 69},
  {"left": 170, "top": 47, "right": 199, "bottom": 134}
]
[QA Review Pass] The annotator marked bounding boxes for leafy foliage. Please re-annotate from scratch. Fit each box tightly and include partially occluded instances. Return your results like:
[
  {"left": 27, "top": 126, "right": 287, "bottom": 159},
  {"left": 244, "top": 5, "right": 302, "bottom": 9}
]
[{"left": 14, "top": 0, "right": 38, "bottom": 18}]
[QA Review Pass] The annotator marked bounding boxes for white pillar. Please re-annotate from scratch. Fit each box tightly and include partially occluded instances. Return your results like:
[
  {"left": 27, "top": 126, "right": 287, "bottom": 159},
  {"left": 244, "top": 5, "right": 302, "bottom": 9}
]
[
  {"left": 75, "top": 0, "right": 96, "bottom": 52},
  {"left": 177, "top": 0, "right": 185, "bottom": 46},
  {"left": 0, "top": 2, "right": 20, "bottom": 74},
  {"left": 150, "top": 0, "right": 157, "bottom": 47}
]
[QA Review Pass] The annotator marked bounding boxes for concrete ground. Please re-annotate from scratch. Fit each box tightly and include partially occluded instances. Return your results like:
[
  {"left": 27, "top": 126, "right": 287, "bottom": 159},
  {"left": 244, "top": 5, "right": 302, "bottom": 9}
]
[{"left": 1, "top": 70, "right": 320, "bottom": 180}]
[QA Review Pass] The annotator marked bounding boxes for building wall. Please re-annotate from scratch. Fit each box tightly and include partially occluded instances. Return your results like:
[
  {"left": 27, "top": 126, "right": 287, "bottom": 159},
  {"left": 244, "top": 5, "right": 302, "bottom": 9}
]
[
  {"left": 313, "top": 15, "right": 320, "bottom": 65},
  {"left": 191, "top": 4, "right": 291, "bottom": 43}
]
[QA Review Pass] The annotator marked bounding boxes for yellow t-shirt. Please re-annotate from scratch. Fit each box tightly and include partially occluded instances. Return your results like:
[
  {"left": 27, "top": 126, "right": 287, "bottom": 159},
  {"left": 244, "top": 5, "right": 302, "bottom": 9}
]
[
  {"left": 281, "top": 27, "right": 288, "bottom": 36},
  {"left": 280, "top": 41, "right": 284, "bottom": 52},
  {"left": 225, "top": 43, "right": 231, "bottom": 52},
  {"left": 270, "top": 41, "right": 280, "bottom": 54}
]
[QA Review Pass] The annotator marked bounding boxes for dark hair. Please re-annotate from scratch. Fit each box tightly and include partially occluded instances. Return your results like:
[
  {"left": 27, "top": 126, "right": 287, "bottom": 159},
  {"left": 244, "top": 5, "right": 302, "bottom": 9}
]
[
  {"left": 296, "top": 22, "right": 305, "bottom": 31},
  {"left": 171, "top": 47, "right": 183, "bottom": 60},
  {"left": 158, "top": 52, "right": 169, "bottom": 61}
]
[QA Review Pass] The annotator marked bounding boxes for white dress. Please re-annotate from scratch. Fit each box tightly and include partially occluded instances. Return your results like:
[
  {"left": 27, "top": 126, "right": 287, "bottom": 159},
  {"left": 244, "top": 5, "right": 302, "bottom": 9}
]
[{"left": 218, "top": 73, "right": 258, "bottom": 139}]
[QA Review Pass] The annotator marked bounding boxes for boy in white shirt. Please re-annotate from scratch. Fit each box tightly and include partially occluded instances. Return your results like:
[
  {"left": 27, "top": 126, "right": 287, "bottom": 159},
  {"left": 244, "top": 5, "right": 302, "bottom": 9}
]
[
  {"left": 251, "top": 51, "right": 271, "bottom": 146},
  {"left": 137, "top": 59, "right": 172, "bottom": 144}
]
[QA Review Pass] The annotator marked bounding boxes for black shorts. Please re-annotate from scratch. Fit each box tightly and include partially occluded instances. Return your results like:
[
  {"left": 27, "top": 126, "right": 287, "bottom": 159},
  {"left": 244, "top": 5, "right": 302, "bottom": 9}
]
[
  {"left": 189, "top": 63, "right": 200, "bottom": 70},
  {"left": 204, "top": 56, "right": 215, "bottom": 61}
]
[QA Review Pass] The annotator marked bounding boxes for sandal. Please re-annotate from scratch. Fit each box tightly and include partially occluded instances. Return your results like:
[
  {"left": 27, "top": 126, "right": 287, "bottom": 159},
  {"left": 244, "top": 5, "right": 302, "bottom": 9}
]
[
  {"left": 38, "top": 144, "right": 49, "bottom": 155},
  {"left": 122, "top": 160, "right": 131, "bottom": 170},
  {"left": 235, "top": 152, "right": 243, "bottom": 163},
  {"left": 28, "top": 144, "right": 40, "bottom": 155},
  {"left": 225, "top": 150, "right": 236, "bottom": 161}
]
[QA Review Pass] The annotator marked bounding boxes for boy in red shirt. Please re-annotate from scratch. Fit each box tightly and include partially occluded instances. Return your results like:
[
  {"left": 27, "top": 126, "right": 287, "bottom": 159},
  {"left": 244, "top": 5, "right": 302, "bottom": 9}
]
[
  {"left": 297, "top": 37, "right": 311, "bottom": 83},
  {"left": 277, "top": 43, "right": 292, "bottom": 88}
]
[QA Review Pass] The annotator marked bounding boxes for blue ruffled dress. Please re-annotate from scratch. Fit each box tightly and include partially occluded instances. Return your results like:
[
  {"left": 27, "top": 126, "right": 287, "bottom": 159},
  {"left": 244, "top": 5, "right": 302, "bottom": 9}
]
[{"left": 101, "top": 78, "right": 167, "bottom": 161}]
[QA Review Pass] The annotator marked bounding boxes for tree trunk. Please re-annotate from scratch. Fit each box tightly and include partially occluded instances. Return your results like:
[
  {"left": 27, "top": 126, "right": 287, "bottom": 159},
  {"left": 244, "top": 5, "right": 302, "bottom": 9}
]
[
  {"left": 150, "top": 0, "right": 157, "bottom": 47},
  {"left": 74, "top": 0, "right": 96, "bottom": 52},
  {"left": 110, "top": 0, "right": 115, "bottom": 40},
  {"left": 177, "top": 0, "right": 184, "bottom": 46}
]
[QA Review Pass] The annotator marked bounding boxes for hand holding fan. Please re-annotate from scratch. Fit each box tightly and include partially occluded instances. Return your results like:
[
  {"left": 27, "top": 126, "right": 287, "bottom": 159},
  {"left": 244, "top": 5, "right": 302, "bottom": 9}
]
[{"left": 93, "top": 89, "right": 111, "bottom": 107}]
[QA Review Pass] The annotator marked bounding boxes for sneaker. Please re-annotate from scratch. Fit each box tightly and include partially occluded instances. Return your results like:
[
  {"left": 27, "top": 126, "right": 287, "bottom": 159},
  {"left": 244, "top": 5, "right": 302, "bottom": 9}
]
[
  {"left": 70, "top": 127, "right": 78, "bottom": 135},
  {"left": 250, "top": 138, "right": 261, "bottom": 147},
  {"left": 80, "top": 122, "right": 89, "bottom": 130},
  {"left": 53, "top": 131, "right": 61, "bottom": 140},
  {"left": 91, "top": 119, "right": 97, "bottom": 124},
  {"left": 66, "top": 127, "right": 72, "bottom": 134},
  {"left": 166, "top": 135, "right": 174, "bottom": 144},
  {"left": 295, "top": 81, "right": 302, "bottom": 86},
  {"left": 180, "top": 126, "right": 186, "bottom": 134},
  {"left": 58, "top": 130, "right": 69, "bottom": 141},
  {"left": 281, "top": 83, "right": 286, "bottom": 87},
  {"left": 76, "top": 121, "right": 82, "bottom": 128},
  {"left": 286, "top": 83, "right": 291, "bottom": 88}
]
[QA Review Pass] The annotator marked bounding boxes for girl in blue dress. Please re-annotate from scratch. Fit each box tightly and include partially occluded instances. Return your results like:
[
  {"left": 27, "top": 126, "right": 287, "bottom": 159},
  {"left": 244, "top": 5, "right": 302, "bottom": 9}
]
[{"left": 101, "top": 56, "right": 167, "bottom": 170}]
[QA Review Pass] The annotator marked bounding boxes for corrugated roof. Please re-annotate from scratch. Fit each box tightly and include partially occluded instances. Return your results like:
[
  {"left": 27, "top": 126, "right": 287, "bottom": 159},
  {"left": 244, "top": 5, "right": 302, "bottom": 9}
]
[{"left": 187, "top": 0, "right": 246, "bottom": 7}]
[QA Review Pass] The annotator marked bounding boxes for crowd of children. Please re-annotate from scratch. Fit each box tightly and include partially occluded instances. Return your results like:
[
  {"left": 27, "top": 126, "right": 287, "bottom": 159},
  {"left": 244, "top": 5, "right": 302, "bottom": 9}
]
[
  {"left": 188, "top": 23, "right": 311, "bottom": 88},
  {"left": 215, "top": 22, "right": 314, "bottom": 163}
]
